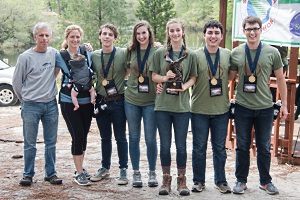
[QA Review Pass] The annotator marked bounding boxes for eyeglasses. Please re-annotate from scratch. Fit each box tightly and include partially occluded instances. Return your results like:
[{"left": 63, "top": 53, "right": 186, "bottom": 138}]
[{"left": 244, "top": 28, "right": 260, "bottom": 33}]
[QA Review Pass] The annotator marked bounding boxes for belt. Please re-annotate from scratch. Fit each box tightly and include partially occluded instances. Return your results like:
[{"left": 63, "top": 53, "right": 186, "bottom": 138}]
[{"left": 97, "top": 94, "right": 124, "bottom": 102}]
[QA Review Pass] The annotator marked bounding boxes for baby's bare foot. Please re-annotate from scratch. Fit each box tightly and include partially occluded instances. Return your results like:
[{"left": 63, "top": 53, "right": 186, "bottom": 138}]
[{"left": 74, "top": 105, "right": 79, "bottom": 111}]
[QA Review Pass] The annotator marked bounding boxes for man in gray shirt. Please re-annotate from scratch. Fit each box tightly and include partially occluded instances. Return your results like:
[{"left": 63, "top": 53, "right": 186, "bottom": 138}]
[{"left": 12, "top": 22, "right": 62, "bottom": 186}]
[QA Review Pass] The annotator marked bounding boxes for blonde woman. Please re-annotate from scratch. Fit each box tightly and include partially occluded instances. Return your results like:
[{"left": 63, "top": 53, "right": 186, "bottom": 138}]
[{"left": 56, "top": 25, "right": 93, "bottom": 186}]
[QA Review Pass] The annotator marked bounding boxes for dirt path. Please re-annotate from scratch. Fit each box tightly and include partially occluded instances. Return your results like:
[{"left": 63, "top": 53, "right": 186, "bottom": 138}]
[{"left": 1, "top": 104, "right": 300, "bottom": 199}]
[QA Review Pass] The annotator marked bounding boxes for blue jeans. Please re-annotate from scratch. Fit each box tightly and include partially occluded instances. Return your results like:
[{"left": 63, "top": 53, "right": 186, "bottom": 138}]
[
  {"left": 21, "top": 99, "right": 59, "bottom": 178},
  {"left": 191, "top": 112, "right": 229, "bottom": 185},
  {"left": 124, "top": 101, "right": 157, "bottom": 171},
  {"left": 95, "top": 97, "right": 128, "bottom": 169},
  {"left": 234, "top": 104, "right": 273, "bottom": 185},
  {"left": 155, "top": 111, "right": 190, "bottom": 169}
]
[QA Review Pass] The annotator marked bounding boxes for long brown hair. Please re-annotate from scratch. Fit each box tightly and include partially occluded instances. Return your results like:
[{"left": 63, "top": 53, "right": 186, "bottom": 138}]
[
  {"left": 128, "top": 20, "right": 155, "bottom": 51},
  {"left": 164, "top": 19, "right": 187, "bottom": 58}
]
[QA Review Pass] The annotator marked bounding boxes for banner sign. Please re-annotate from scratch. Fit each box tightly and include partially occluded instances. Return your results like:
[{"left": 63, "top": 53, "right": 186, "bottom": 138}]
[{"left": 233, "top": 0, "right": 300, "bottom": 47}]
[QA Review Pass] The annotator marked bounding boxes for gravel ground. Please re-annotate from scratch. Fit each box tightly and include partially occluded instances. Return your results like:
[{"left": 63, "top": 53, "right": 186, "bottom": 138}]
[{"left": 1, "top": 104, "right": 300, "bottom": 200}]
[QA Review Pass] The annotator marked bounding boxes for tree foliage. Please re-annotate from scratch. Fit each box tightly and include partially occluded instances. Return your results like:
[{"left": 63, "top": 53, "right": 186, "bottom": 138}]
[
  {"left": 174, "top": 0, "right": 221, "bottom": 31},
  {"left": 0, "top": 0, "right": 234, "bottom": 50},
  {"left": 136, "top": 0, "right": 177, "bottom": 43},
  {"left": 0, "top": 0, "right": 50, "bottom": 48},
  {"left": 176, "top": 0, "right": 233, "bottom": 31},
  {"left": 57, "top": 0, "right": 131, "bottom": 49}
]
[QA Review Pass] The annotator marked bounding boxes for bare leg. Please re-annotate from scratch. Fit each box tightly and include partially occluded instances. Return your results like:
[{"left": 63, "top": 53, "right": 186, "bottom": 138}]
[
  {"left": 73, "top": 154, "right": 84, "bottom": 174},
  {"left": 71, "top": 88, "right": 80, "bottom": 110},
  {"left": 89, "top": 87, "right": 96, "bottom": 105}
]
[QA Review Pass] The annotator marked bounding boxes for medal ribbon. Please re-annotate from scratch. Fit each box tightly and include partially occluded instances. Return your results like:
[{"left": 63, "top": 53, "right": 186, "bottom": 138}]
[
  {"left": 245, "top": 42, "right": 262, "bottom": 74},
  {"left": 204, "top": 46, "right": 220, "bottom": 77},
  {"left": 101, "top": 47, "right": 116, "bottom": 79},
  {"left": 169, "top": 45, "right": 184, "bottom": 61},
  {"left": 137, "top": 44, "right": 151, "bottom": 76}
]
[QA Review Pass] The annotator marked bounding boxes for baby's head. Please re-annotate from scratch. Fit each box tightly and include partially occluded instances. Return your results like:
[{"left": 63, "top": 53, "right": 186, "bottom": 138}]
[{"left": 73, "top": 53, "right": 85, "bottom": 60}]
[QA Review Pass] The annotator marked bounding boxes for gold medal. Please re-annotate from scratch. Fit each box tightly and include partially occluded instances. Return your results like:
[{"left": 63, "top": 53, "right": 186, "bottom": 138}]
[
  {"left": 138, "top": 75, "right": 144, "bottom": 83},
  {"left": 102, "top": 79, "right": 108, "bottom": 86},
  {"left": 248, "top": 74, "right": 256, "bottom": 83},
  {"left": 211, "top": 78, "right": 217, "bottom": 86}
]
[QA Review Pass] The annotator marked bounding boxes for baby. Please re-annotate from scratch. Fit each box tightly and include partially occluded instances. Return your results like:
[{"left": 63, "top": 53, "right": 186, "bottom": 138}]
[{"left": 68, "top": 54, "right": 95, "bottom": 110}]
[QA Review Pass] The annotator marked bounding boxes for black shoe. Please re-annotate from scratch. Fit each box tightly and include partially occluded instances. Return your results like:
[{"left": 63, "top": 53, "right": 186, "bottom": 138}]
[
  {"left": 20, "top": 176, "right": 32, "bottom": 186},
  {"left": 44, "top": 175, "right": 63, "bottom": 185}
]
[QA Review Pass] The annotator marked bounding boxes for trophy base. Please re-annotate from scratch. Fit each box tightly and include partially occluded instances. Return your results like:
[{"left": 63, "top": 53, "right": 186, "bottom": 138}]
[{"left": 166, "top": 81, "right": 182, "bottom": 89}]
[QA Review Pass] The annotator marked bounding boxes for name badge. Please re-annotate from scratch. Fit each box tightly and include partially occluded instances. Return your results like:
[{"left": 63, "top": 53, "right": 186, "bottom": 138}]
[
  {"left": 243, "top": 75, "right": 257, "bottom": 93},
  {"left": 209, "top": 78, "right": 222, "bottom": 97},
  {"left": 138, "top": 76, "right": 150, "bottom": 93},
  {"left": 166, "top": 89, "right": 179, "bottom": 95},
  {"left": 104, "top": 79, "right": 118, "bottom": 96}
]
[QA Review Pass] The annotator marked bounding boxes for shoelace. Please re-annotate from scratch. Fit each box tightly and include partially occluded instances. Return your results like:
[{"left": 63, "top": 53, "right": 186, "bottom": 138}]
[
  {"left": 149, "top": 172, "right": 155, "bottom": 179},
  {"left": 134, "top": 173, "right": 141, "bottom": 180},
  {"left": 120, "top": 169, "right": 126, "bottom": 178},
  {"left": 179, "top": 176, "right": 188, "bottom": 189},
  {"left": 265, "top": 183, "right": 275, "bottom": 190},
  {"left": 78, "top": 173, "right": 85, "bottom": 180},
  {"left": 162, "top": 176, "right": 169, "bottom": 187}
]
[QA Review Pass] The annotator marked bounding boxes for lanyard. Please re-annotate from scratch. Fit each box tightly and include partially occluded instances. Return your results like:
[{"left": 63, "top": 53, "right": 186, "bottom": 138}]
[
  {"left": 137, "top": 44, "right": 151, "bottom": 75},
  {"left": 101, "top": 47, "right": 116, "bottom": 79},
  {"left": 169, "top": 45, "right": 184, "bottom": 60},
  {"left": 204, "top": 46, "right": 220, "bottom": 77},
  {"left": 245, "top": 42, "right": 262, "bottom": 74}
]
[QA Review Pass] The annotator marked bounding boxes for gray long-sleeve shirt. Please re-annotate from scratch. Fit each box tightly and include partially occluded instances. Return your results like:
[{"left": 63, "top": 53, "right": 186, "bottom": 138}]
[{"left": 12, "top": 47, "right": 58, "bottom": 102}]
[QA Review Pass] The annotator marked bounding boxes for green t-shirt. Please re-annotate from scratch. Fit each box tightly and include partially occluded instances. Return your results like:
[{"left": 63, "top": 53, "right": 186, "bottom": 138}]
[
  {"left": 191, "top": 47, "right": 231, "bottom": 114},
  {"left": 91, "top": 47, "right": 127, "bottom": 96},
  {"left": 230, "top": 43, "right": 283, "bottom": 109},
  {"left": 125, "top": 46, "right": 157, "bottom": 106},
  {"left": 149, "top": 47, "right": 198, "bottom": 112}
]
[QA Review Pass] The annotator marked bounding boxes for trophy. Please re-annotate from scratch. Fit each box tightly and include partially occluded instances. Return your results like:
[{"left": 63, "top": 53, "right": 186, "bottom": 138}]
[{"left": 165, "top": 55, "right": 186, "bottom": 89}]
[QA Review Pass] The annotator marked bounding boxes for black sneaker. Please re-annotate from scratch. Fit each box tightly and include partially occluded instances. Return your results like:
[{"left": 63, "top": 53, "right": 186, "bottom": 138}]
[
  {"left": 44, "top": 175, "right": 63, "bottom": 185},
  {"left": 192, "top": 182, "right": 205, "bottom": 192},
  {"left": 20, "top": 176, "right": 32, "bottom": 186},
  {"left": 215, "top": 183, "right": 231, "bottom": 193},
  {"left": 75, "top": 172, "right": 91, "bottom": 186},
  {"left": 74, "top": 168, "right": 91, "bottom": 179}
]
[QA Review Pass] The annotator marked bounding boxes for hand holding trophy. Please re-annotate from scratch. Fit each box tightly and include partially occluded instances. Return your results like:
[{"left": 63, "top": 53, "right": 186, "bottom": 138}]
[{"left": 165, "top": 55, "right": 186, "bottom": 90}]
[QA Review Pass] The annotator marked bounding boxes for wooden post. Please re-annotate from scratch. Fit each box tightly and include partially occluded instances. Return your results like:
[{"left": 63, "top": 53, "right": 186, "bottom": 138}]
[{"left": 219, "top": 0, "right": 227, "bottom": 48}]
